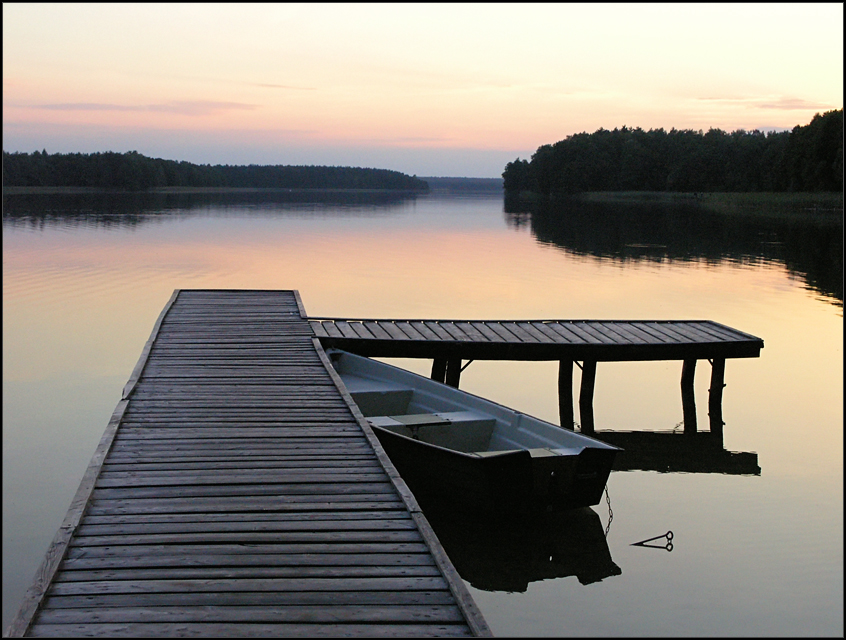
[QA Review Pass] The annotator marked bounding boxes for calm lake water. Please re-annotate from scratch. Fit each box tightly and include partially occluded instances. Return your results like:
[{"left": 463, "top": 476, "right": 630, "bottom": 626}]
[{"left": 3, "top": 190, "right": 843, "bottom": 636}]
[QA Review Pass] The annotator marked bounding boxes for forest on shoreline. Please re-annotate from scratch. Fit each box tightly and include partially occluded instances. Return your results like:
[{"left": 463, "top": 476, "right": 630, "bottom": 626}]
[
  {"left": 503, "top": 110, "right": 843, "bottom": 196},
  {"left": 1, "top": 151, "right": 429, "bottom": 192}
]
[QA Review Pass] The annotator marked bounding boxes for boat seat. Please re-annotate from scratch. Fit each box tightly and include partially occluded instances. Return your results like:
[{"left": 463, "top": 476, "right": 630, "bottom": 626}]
[
  {"left": 342, "top": 374, "right": 414, "bottom": 416},
  {"left": 367, "top": 411, "right": 495, "bottom": 453}
]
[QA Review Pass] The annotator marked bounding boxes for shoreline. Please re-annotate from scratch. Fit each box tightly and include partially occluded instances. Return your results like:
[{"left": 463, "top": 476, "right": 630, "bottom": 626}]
[{"left": 507, "top": 190, "right": 844, "bottom": 220}]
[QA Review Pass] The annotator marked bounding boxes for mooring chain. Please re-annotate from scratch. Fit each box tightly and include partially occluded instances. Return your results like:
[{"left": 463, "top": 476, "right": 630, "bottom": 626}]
[{"left": 603, "top": 483, "right": 613, "bottom": 537}]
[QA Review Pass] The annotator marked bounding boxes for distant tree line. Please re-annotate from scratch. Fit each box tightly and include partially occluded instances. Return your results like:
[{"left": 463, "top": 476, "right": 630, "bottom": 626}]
[
  {"left": 2, "top": 150, "right": 429, "bottom": 191},
  {"left": 421, "top": 177, "right": 504, "bottom": 192},
  {"left": 503, "top": 109, "right": 843, "bottom": 195}
]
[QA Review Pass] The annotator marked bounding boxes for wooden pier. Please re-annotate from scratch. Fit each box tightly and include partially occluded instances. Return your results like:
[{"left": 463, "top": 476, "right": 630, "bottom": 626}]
[
  {"left": 310, "top": 318, "right": 764, "bottom": 433},
  {"left": 6, "top": 290, "right": 489, "bottom": 638},
  {"left": 8, "top": 291, "right": 764, "bottom": 637}
]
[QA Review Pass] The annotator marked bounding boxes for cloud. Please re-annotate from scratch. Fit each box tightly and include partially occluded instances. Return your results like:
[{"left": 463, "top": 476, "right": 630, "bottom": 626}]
[
  {"left": 755, "top": 97, "right": 836, "bottom": 111},
  {"left": 33, "top": 101, "right": 258, "bottom": 116},
  {"left": 253, "top": 83, "right": 317, "bottom": 90},
  {"left": 696, "top": 96, "right": 835, "bottom": 111}
]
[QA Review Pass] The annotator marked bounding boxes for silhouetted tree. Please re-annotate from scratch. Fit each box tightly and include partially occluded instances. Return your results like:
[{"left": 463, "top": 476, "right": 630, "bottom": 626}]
[
  {"left": 502, "top": 111, "right": 843, "bottom": 195},
  {"left": 2, "top": 151, "right": 430, "bottom": 191}
]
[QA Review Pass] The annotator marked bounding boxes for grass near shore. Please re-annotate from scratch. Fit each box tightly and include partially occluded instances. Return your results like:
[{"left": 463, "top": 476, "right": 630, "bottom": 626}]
[
  {"left": 581, "top": 190, "right": 842, "bottom": 214},
  {"left": 566, "top": 191, "right": 843, "bottom": 224}
]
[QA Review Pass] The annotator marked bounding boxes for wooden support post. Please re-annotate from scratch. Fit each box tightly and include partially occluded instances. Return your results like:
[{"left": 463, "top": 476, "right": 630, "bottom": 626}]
[
  {"left": 431, "top": 358, "right": 447, "bottom": 383},
  {"left": 681, "top": 358, "right": 697, "bottom": 434},
  {"left": 579, "top": 360, "right": 597, "bottom": 434},
  {"left": 445, "top": 357, "right": 462, "bottom": 388},
  {"left": 558, "top": 360, "right": 574, "bottom": 430},
  {"left": 708, "top": 358, "right": 725, "bottom": 437}
]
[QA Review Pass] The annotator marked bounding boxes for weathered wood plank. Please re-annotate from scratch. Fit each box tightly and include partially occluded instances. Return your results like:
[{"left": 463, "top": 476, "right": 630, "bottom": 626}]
[
  {"left": 78, "top": 510, "right": 410, "bottom": 525},
  {"left": 102, "top": 458, "right": 381, "bottom": 472},
  {"left": 53, "top": 565, "right": 444, "bottom": 582},
  {"left": 381, "top": 322, "right": 413, "bottom": 341},
  {"left": 439, "top": 322, "right": 471, "bottom": 341},
  {"left": 26, "top": 622, "right": 473, "bottom": 638},
  {"left": 455, "top": 322, "right": 489, "bottom": 342},
  {"left": 662, "top": 322, "right": 723, "bottom": 343},
  {"left": 544, "top": 321, "right": 590, "bottom": 343},
  {"left": 349, "top": 321, "right": 376, "bottom": 340},
  {"left": 552, "top": 322, "right": 604, "bottom": 344},
  {"left": 500, "top": 322, "right": 537, "bottom": 343},
  {"left": 93, "top": 472, "right": 392, "bottom": 488},
  {"left": 334, "top": 321, "right": 360, "bottom": 339},
  {"left": 517, "top": 322, "right": 556, "bottom": 343},
  {"left": 74, "top": 518, "right": 419, "bottom": 535},
  {"left": 46, "top": 576, "right": 448, "bottom": 596},
  {"left": 42, "top": 589, "right": 455, "bottom": 608},
  {"left": 530, "top": 322, "right": 568, "bottom": 343},
  {"left": 421, "top": 322, "right": 454, "bottom": 341},
  {"left": 485, "top": 322, "right": 521, "bottom": 342},
  {"left": 320, "top": 320, "right": 345, "bottom": 339},
  {"left": 409, "top": 321, "right": 442, "bottom": 341},
  {"left": 64, "top": 542, "right": 429, "bottom": 558},
  {"left": 363, "top": 321, "right": 394, "bottom": 340},
  {"left": 597, "top": 321, "right": 649, "bottom": 344},
  {"left": 392, "top": 322, "right": 427, "bottom": 340},
  {"left": 91, "top": 481, "right": 401, "bottom": 500},
  {"left": 691, "top": 321, "right": 744, "bottom": 342},
  {"left": 113, "top": 428, "right": 363, "bottom": 440},
  {"left": 573, "top": 322, "right": 622, "bottom": 344},
  {"left": 33, "top": 604, "right": 466, "bottom": 624},
  {"left": 469, "top": 322, "right": 505, "bottom": 342},
  {"left": 85, "top": 497, "right": 405, "bottom": 515},
  {"left": 67, "top": 530, "right": 425, "bottom": 546},
  {"left": 628, "top": 322, "right": 675, "bottom": 343}
]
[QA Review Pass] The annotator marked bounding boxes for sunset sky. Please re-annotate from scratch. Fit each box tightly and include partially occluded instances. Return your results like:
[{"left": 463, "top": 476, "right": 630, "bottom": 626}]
[{"left": 3, "top": 3, "right": 843, "bottom": 177}]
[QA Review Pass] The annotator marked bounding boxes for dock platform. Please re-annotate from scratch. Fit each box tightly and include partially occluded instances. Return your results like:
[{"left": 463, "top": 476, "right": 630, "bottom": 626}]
[
  {"left": 6, "top": 290, "right": 489, "bottom": 638},
  {"left": 310, "top": 317, "right": 764, "bottom": 433}
]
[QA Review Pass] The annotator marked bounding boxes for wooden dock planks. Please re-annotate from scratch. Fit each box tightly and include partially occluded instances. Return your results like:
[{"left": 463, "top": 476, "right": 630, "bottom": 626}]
[
  {"left": 7, "top": 290, "right": 489, "bottom": 638},
  {"left": 309, "top": 318, "right": 763, "bottom": 361}
]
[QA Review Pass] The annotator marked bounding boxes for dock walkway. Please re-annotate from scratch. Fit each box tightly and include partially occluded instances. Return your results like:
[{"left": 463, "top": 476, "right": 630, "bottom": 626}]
[{"left": 6, "top": 290, "right": 489, "bottom": 638}]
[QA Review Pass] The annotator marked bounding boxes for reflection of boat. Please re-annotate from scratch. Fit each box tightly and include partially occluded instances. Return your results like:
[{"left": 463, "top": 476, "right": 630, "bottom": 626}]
[
  {"left": 329, "top": 350, "right": 619, "bottom": 512},
  {"left": 590, "top": 430, "right": 760, "bottom": 475},
  {"left": 421, "top": 502, "right": 622, "bottom": 592}
]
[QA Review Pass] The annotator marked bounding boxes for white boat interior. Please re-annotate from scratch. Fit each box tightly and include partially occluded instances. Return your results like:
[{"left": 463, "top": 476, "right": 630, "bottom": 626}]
[{"left": 332, "top": 351, "right": 616, "bottom": 458}]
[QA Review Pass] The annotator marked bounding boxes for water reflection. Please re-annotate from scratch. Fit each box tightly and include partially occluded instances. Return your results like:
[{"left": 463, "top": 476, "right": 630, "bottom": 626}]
[
  {"left": 504, "top": 196, "right": 843, "bottom": 305},
  {"left": 420, "top": 499, "right": 621, "bottom": 593},
  {"left": 590, "top": 429, "right": 760, "bottom": 475},
  {"left": 1, "top": 190, "right": 420, "bottom": 230}
]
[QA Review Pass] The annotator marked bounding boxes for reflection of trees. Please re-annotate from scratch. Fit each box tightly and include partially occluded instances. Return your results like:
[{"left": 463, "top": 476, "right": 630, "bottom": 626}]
[
  {"left": 504, "top": 196, "right": 843, "bottom": 305},
  {"left": 1, "top": 190, "right": 421, "bottom": 230}
]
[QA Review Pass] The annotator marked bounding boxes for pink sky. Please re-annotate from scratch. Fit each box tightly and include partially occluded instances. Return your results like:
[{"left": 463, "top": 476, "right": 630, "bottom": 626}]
[{"left": 3, "top": 3, "right": 843, "bottom": 177}]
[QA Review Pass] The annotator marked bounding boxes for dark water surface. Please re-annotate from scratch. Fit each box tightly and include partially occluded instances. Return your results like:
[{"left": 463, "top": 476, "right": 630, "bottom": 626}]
[{"left": 3, "top": 191, "right": 842, "bottom": 636}]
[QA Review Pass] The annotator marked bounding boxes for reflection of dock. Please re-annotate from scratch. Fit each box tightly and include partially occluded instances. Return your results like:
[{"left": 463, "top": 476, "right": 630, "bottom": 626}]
[
  {"left": 590, "top": 430, "right": 760, "bottom": 475},
  {"left": 419, "top": 503, "right": 621, "bottom": 592},
  {"left": 311, "top": 318, "right": 764, "bottom": 433}
]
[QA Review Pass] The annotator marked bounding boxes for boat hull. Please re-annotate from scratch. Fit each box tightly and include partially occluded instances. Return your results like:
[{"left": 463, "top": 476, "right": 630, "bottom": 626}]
[
  {"left": 330, "top": 349, "right": 619, "bottom": 513},
  {"left": 372, "top": 424, "right": 615, "bottom": 513}
]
